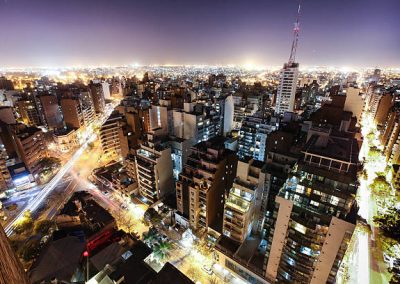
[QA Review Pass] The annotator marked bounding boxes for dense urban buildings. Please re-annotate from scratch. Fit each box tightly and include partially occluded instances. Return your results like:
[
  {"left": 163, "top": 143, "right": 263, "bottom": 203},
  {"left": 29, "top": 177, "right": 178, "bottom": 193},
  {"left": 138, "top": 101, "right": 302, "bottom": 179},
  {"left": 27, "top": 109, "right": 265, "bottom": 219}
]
[
  {"left": 0, "top": 0, "right": 398, "bottom": 283},
  {"left": 0, "top": 64, "right": 398, "bottom": 284}
]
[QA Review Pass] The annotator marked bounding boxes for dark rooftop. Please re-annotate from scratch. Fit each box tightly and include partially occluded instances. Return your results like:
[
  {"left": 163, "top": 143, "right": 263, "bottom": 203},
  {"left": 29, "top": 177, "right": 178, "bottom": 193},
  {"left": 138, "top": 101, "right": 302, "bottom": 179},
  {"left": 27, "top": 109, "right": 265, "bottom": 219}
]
[{"left": 149, "top": 263, "right": 193, "bottom": 284}]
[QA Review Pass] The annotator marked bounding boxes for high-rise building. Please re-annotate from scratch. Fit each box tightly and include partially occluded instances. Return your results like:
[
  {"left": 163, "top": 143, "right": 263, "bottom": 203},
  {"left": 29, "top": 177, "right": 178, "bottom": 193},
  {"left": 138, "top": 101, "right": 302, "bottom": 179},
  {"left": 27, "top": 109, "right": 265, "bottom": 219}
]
[
  {"left": 149, "top": 104, "right": 170, "bottom": 137},
  {"left": 264, "top": 128, "right": 359, "bottom": 283},
  {"left": 215, "top": 94, "right": 234, "bottom": 136},
  {"left": 238, "top": 115, "right": 278, "bottom": 161},
  {"left": 172, "top": 103, "right": 220, "bottom": 143},
  {"left": 80, "top": 91, "right": 96, "bottom": 127},
  {"left": 16, "top": 99, "right": 41, "bottom": 126},
  {"left": 275, "top": 3, "right": 301, "bottom": 115},
  {"left": 275, "top": 63, "right": 299, "bottom": 114},
  {"left": 60, "top": 97, "right": 85, "bottom": 129},
  {"left": 134, "top": 134, "right": 174, "bottom": 204},
  {"left": 37, "top": 94, "right": 63, "bottom": 130},
  {"left": 343, "top": 86, "right": 363, "bottom": 123},
  {"left": 222, "top": 158, "right": 267, "bottom": 243},
  {"left": 381, "top": 108, "right": 400, "bottom": 164},
  {"left": 0, "top": 142, "right": 12, "bottom": 194},
  {"left": 0, "top": 225, "right": 30, "bottom": 284},
  {"left": 99, "top": 111, "right": 129, "bottom": 160},
  {"left": 176, "top": 137, "right": 237, "bottom": 232},
  {"left": 0, "top": 107, "right": 16, "bottom": 125},
  {"left": 89, "top": 82, "right": 106, "bottom": 114},
  {"left": 0, "top": 76, "right": 14, "bottom": 90},
  {"left": 13, "top": 126, "right": 47, "bottom": 176}
]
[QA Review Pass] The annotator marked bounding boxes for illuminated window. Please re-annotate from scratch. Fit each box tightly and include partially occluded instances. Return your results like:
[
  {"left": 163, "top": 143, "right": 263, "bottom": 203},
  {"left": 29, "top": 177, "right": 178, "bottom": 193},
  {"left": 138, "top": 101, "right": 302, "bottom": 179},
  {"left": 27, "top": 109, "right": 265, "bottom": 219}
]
[
  {"left": 300, "top": 246, "right": 313, "bottom": 256},
  {"left": 331, "top": 196, "right": 339, "bottom": 206},
  {"left": 295, "top": 185, "right": 304, "bottom": 194},
  {"left": 293, "top": 222, "right": 307, "bottom": 234}
]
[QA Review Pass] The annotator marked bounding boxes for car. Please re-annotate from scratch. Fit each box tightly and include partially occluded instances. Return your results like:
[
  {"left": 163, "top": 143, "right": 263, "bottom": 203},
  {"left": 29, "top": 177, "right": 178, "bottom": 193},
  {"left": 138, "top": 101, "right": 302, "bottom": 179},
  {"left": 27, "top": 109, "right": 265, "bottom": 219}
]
[{"left": 202, "top": 265, "right": 213, "bottom": 275}]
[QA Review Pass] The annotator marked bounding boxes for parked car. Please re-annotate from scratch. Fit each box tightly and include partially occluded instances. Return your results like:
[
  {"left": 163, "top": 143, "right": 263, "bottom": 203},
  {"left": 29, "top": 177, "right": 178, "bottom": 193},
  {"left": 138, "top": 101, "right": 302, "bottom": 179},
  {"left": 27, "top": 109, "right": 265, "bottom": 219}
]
[{"left": 202, "top": 265, "right": 213, "bottom": 275}]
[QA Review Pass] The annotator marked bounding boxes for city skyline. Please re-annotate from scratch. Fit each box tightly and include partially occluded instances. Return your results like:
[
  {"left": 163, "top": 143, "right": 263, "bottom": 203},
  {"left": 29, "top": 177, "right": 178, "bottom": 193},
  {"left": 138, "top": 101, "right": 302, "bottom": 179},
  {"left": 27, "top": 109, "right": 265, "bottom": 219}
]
[{"left": 0, "top": 0, "right": 399, "bottom": 68}]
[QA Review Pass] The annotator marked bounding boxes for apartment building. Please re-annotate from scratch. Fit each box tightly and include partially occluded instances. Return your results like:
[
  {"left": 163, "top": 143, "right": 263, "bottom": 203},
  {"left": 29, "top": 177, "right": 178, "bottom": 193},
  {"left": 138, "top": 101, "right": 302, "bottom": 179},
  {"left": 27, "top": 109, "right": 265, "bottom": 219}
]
[
  {"left": 238, "top": 115, "right": 278, "bottom": 161},
  {"left": 134, "top": 134, "right": 174, "bottom": 204},
  {"left": 13, "top": 126, "right": 47, "bottom": 176},
  {"left": 176, "top": 136, "right": 237, "bottom": 232},
  {"left": 99, "top": 112, "right": 129, "bottom": 160},
  {"left": 16, "top": 99, "right": 41, "bottom": 127},
  {"left": 61, "top": 98, "right": 85, "bottom": 129},
  {"left": 264, "top": 127, "right": 359, "bottom": 283}
]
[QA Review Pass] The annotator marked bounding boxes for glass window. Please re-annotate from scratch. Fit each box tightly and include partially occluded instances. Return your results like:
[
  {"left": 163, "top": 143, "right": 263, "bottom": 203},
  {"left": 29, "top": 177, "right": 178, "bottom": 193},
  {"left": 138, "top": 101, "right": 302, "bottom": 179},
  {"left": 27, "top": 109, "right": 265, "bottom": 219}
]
[
  {"left": 293, "top": 222, "right": 307, "bottom": 234},
  {"left": 331, "top": 196, "right": 339, "bottom": 206},
  {"left": 300, "top": 246, "right": 313, "bottom": 256}
]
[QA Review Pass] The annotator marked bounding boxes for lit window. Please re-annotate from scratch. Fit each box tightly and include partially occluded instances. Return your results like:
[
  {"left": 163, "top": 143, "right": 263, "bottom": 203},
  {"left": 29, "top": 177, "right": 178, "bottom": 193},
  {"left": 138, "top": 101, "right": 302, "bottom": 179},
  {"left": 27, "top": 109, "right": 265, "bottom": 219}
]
[
  {"left": 300, "top": 246, "right": 313, "bottom": 256},
  {"left": 293, "top": 222, "right": 307, "bottom": 234}
]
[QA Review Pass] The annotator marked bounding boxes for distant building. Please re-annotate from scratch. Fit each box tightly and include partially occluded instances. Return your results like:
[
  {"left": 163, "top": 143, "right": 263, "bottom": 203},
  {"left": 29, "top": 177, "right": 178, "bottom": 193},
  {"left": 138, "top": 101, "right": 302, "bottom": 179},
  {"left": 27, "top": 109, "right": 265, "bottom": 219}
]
[{"left": 275, "top": 63, "right": 299, "bottom": 114}]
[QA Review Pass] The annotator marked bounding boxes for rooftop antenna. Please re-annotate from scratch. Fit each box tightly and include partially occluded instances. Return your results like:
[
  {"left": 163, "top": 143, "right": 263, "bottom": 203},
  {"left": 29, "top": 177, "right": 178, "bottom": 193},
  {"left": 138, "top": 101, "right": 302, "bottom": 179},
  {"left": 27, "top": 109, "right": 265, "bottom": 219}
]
[{"left": 288, "top": 0, "right": 302, "bottom": 65}]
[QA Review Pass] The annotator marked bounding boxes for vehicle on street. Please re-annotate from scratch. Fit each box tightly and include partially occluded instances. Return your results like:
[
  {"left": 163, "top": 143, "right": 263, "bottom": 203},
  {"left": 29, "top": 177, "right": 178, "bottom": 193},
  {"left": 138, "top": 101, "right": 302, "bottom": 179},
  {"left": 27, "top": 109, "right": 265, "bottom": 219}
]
[{"left": 202, "top": 265, "right": 213, "bottom": 275}]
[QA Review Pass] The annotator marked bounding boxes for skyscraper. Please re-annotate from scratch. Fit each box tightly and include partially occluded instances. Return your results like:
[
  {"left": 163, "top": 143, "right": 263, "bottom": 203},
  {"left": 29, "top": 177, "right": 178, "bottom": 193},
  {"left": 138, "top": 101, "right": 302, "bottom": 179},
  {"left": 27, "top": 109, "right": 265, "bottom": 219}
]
[{"left": 275, "top": 3, "right": 301, "bottom": 115}]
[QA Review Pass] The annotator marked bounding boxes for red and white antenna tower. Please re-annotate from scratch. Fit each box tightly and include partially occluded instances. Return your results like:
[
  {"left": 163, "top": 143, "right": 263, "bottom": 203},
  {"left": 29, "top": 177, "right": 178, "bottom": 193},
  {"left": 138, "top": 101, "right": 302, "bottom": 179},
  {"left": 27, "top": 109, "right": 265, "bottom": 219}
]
[{"left": 288, "top": 1, "right": 302, "bottom": 65}]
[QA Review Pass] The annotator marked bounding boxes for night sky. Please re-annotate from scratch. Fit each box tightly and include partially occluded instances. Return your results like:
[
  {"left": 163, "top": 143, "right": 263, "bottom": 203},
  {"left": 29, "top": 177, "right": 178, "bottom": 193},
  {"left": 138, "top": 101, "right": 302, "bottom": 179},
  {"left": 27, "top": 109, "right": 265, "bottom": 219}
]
[{"left": 0, "top": 0, "right": 399, "bottom": 68}]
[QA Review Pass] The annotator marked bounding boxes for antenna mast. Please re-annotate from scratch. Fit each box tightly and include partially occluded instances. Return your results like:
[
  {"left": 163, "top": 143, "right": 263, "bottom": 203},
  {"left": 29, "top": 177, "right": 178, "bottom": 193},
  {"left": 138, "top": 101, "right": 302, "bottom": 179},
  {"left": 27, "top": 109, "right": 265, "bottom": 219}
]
[{"left": 288, "top": 1, "right": 301, "bottom": 65}]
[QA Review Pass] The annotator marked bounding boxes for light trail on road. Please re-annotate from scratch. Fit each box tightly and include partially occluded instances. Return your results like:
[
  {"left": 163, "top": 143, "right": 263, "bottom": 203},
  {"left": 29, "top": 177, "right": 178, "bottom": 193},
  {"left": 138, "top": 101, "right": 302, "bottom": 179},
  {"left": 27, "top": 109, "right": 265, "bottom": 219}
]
[
  {"left": 5, "top": 137, "right": 93, "bottom": 236},
  {"left": 4, "top": 104, "right": 117, "bottom": 236}
]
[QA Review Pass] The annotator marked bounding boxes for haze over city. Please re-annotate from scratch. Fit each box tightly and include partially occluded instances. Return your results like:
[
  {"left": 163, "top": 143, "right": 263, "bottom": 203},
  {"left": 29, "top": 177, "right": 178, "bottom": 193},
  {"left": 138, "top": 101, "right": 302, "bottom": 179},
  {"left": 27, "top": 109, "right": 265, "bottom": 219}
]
[{"left": 0, "top": 0, "right": 399, "bottom": 68}]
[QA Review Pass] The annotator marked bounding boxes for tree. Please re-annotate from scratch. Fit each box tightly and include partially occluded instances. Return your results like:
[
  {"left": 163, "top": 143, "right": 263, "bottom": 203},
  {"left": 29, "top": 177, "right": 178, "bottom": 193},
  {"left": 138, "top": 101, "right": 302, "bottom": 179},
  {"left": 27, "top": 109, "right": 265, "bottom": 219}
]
[
  {"left": 370, "top": 176, "right": 390, "bottom": 197},
  {"left": 367, "top": 146, "right": 381, "bottom": 163},
  {"left": 374, "top": 207, "right": 400, "bottom": 240},
  {"left": 34, "top": 220, "right": 54, "bottom": 235},
  {"left": 153, "top": 241, "right": 172, "bottom": 262},
  {"left": 20, "top": 239, "right": 41, "bottom": 261},
  {"left": 143, "top": 228, "right": 158, "bottom": 247},
  {"left": 367, "top": 132, "right": 375, "bottom": 142},
  {"left": 39, "top": 157, "right": 61, "bottom": 170},
  {"left": 14, "top": 210, "right": 34, "bottom": 234}
]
